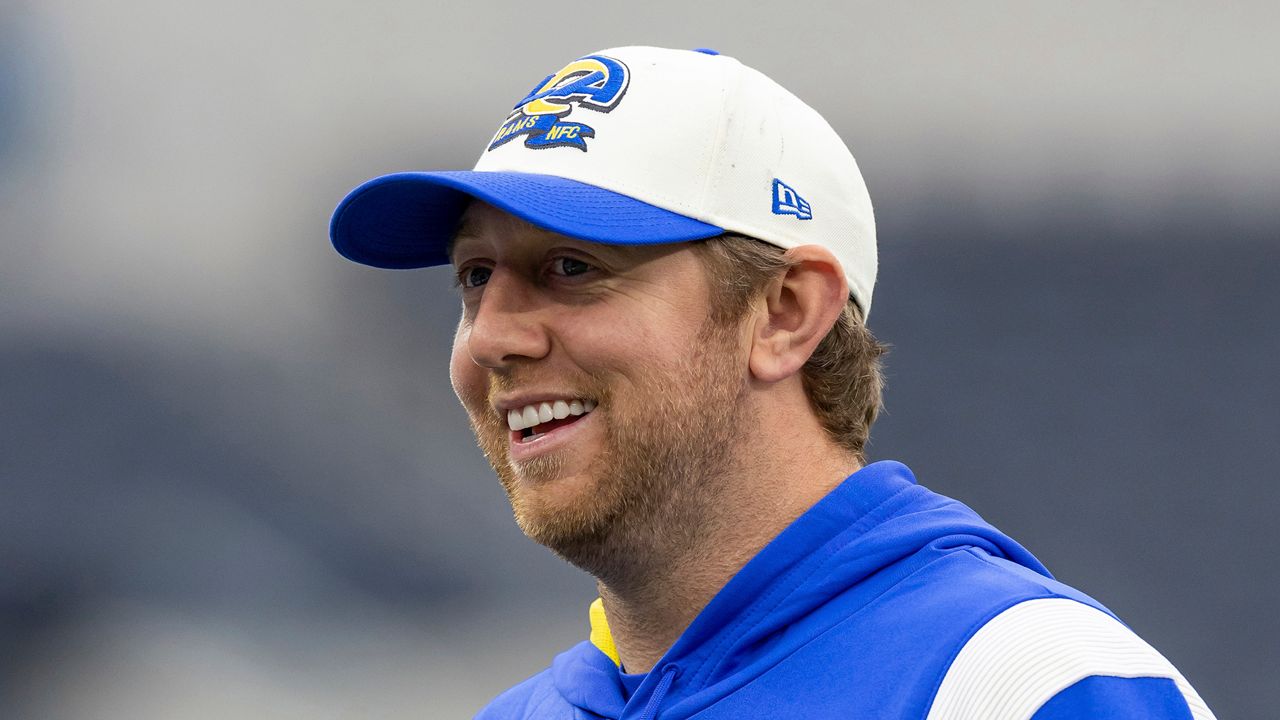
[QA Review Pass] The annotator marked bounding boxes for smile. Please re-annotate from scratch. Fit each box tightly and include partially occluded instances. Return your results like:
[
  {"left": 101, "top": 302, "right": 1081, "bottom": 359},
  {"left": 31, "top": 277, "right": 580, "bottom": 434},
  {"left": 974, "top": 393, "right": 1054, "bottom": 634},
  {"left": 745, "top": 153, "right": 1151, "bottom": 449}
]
[{"left": 506, "top": 399, "right": 597, "bottom": 442}]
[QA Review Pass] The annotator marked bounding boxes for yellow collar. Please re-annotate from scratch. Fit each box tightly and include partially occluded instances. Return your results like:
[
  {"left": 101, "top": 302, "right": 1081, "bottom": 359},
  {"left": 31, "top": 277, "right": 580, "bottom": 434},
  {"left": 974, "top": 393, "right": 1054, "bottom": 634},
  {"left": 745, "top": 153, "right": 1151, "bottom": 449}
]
[{"left": 588, "top": 597, "right": 621, "bottom": 667}]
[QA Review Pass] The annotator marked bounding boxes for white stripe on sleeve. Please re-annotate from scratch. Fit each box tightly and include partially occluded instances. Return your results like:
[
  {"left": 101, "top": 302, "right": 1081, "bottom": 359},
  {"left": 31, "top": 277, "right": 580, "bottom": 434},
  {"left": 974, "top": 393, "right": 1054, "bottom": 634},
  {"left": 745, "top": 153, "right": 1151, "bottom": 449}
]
[{"left": 925, "top": 597, "right": 1214, "bottom": 720}]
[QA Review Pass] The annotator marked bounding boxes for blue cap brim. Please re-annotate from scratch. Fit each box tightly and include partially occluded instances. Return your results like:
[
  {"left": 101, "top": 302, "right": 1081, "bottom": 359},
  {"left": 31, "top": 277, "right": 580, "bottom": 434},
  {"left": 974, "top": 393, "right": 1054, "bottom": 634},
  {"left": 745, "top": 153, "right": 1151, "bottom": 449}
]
[{"left": 329, "top": 171, "right": 724, "bottom": 269}]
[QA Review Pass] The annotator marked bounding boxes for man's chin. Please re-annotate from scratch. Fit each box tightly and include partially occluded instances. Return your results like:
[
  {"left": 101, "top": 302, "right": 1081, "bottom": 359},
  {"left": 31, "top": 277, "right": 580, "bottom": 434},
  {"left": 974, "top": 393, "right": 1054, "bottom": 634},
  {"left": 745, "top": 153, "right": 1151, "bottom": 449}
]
[
  {"left": 518, "top": 479, "right": 600, "bottom": 514},
  {"left": 510, "top": 492, "right": 616, "bottom": 557},
  {"left": 499, "top": 463, "right": 606, "bottom": 530}
]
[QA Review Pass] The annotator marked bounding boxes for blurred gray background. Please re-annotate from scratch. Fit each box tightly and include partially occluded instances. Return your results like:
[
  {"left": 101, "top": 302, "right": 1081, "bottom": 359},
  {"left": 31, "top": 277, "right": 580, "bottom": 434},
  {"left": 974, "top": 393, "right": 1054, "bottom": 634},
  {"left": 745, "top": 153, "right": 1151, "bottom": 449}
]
[{"left": 2, "top": 1, "right": 1276, "bottom": 718}]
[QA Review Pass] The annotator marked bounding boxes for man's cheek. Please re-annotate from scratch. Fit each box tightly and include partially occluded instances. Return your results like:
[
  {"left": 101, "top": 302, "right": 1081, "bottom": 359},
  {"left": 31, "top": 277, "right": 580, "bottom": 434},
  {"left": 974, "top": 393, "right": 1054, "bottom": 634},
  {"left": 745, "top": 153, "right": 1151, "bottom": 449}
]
[
  {"left": 448, "top": 364, "right": 467, "bottom": 405},
  {"left": 448, "top": 343, "right": 480, "bottom": 407}
]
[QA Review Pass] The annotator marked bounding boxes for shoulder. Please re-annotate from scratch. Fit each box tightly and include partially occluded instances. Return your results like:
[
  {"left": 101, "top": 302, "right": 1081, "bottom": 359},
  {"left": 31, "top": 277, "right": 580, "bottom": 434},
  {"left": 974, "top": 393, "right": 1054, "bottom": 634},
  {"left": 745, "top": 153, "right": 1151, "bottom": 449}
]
[
  {"left": 926, "top": 596, "right": 1216, "bottom": 720},
  {"left": 474, "top": 668, "right": 562, "bottom": 720}
]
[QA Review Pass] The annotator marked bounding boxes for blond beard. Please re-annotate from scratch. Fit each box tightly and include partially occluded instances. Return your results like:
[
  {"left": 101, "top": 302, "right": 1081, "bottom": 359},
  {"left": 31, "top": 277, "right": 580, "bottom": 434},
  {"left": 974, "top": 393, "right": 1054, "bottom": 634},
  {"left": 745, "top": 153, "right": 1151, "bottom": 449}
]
[{"left": 462, "top": 319, "right": 749, "bottom": 587}]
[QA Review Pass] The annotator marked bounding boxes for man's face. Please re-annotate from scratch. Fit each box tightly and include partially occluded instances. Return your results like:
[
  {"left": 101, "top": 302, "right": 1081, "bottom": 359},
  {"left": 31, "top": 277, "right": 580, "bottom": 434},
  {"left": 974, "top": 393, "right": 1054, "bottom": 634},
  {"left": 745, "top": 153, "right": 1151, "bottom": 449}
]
[{"left": 448, "top": 202, "right": 750, "bottom": 576}]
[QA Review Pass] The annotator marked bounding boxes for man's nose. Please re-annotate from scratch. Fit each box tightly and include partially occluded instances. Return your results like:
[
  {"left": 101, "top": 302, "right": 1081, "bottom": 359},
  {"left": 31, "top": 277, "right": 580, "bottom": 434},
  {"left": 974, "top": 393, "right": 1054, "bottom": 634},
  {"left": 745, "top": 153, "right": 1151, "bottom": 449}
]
[{"left": 465, "top": 270, "right": 552, "bottom": 369}]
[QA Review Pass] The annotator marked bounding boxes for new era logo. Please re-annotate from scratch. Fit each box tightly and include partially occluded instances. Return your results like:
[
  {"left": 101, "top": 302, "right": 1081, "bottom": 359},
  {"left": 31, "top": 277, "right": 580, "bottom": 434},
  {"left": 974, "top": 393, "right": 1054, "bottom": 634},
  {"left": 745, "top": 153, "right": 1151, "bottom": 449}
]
[{"left": 772, "top": 178, "right": 812, "bottom": 220}]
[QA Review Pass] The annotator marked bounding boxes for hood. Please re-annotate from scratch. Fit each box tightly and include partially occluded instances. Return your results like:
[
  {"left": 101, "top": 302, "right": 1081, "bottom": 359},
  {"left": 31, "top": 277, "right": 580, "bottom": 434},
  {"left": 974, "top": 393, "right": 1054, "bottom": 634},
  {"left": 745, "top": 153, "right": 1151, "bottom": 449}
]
[{"left": 549, "top": 460, "right": 1049, "bottom": 719}]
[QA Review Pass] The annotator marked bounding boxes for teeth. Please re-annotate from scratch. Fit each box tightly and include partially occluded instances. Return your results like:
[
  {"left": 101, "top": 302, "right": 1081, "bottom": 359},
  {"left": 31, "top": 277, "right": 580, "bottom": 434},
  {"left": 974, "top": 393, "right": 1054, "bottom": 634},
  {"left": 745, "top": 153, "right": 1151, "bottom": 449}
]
[{"left": 505, "top": 398, "right": 595, "bottom": 431}]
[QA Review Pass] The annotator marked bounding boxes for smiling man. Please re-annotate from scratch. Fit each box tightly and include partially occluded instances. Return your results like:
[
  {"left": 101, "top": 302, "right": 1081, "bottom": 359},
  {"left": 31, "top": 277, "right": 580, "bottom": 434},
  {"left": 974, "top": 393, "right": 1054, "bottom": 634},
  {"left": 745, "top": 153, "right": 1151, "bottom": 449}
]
[{"left": 330, "top": 47, "right": 1215, "bottom": 720}]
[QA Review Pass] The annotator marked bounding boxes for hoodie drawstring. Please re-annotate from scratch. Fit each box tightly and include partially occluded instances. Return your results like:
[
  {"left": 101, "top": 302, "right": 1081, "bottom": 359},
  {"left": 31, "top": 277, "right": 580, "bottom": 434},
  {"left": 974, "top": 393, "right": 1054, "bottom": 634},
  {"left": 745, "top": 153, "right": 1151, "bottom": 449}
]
[{"left": 637, "top": 665, "right": 678, "bottom": 720}]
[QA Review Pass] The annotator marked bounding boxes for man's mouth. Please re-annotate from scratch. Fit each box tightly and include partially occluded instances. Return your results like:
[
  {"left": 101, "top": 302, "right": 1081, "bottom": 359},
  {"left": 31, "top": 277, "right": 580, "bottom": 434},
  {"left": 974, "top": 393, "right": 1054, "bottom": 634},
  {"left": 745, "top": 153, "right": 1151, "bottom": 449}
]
[{"left": 506, "top": 399, "right": 597, "bottom": 443}]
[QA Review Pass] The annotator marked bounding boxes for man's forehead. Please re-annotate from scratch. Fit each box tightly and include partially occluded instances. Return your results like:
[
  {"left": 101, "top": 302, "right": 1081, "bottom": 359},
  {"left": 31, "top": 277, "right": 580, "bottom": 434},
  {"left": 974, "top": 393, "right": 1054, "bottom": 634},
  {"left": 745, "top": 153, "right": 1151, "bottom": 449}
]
[
  {"left": 448, "top": 201, "right": 674, "bottom": 265},
  {"left": 449, "top": 202, "right": 561, "bottom": 261}
]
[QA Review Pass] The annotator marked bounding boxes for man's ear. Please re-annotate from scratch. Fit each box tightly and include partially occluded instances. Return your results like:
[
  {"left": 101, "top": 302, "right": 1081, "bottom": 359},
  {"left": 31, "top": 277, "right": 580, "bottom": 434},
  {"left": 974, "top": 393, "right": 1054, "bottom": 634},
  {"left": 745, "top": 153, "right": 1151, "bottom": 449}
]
[{"left": 748, "top": 246, "right": 848, "bottom": 383}]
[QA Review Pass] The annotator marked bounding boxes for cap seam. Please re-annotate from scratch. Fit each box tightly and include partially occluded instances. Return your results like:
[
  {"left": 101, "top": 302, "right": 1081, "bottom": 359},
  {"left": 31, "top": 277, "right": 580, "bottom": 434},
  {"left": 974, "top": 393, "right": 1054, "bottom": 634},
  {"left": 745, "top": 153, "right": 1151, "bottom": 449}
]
[{"left": 693, "top": 57, "right": 741, "bottom": 216}]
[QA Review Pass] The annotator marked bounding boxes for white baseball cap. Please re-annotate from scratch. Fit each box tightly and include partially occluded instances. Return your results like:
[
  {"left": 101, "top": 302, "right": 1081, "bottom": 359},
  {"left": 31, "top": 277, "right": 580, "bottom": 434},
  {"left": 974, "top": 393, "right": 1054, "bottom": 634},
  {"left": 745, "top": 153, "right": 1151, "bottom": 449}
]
[{"left": 330, "top": 46, "right": 877, "bottom": 315}]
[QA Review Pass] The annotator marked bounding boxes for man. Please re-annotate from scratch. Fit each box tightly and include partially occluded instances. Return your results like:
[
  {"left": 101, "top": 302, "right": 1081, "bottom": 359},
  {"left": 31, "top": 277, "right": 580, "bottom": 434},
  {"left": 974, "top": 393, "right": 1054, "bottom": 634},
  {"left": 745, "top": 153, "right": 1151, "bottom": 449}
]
[{"left": 331, "top": 46, "right": 1215, "bottom": 719}]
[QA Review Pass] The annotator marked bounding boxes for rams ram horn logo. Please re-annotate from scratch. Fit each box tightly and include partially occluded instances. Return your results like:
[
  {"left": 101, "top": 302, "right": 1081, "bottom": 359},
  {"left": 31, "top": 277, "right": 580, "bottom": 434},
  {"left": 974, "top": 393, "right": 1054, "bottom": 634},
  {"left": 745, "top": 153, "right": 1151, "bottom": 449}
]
[{"left": 487, "top": 54, "right": 630, "bottom": 152}]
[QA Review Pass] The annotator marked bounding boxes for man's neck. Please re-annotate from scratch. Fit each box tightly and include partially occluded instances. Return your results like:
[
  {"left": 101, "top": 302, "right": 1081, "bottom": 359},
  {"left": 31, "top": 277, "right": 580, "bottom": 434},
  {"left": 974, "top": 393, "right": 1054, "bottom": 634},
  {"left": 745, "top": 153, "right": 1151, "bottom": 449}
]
[{"left": 597, "top": 438, "right": 861, "bottom": 674}]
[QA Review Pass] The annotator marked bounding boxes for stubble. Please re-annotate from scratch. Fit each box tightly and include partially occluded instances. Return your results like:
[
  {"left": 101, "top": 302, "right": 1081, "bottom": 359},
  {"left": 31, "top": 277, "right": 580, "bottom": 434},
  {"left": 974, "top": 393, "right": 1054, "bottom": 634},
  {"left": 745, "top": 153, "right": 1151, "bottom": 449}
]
[{"left": 462, "top": 319, "right": 750, "bottom": 589}]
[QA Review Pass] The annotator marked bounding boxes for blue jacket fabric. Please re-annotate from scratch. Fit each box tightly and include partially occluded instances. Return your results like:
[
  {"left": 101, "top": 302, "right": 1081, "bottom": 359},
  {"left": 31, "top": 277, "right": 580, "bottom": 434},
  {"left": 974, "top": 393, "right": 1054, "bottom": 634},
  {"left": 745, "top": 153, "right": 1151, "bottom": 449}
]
[{"left": 476, "top": 461, "right": 1213, "bottom": 719}]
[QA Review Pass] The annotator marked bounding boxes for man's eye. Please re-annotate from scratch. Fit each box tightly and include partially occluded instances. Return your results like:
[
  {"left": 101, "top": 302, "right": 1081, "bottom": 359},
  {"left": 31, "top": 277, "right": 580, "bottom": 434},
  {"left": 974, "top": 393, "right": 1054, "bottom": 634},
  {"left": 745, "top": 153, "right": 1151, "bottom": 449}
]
[
  {"left": 458, "top": 266, "right": 492, "bottom": 288},
  {"left": 550, "top": 257, "right": 592, "bottom": 277}
]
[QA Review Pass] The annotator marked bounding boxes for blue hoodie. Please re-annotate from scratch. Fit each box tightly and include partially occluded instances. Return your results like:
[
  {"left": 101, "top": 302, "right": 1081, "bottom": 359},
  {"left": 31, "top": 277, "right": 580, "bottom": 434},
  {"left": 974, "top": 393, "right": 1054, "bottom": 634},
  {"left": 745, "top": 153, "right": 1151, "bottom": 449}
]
[{"left": 477, "top": 461, "right": 1213, "bottom": 719}]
